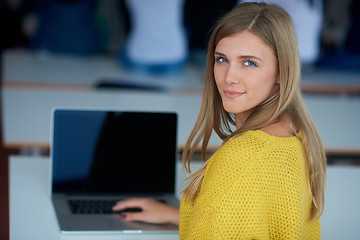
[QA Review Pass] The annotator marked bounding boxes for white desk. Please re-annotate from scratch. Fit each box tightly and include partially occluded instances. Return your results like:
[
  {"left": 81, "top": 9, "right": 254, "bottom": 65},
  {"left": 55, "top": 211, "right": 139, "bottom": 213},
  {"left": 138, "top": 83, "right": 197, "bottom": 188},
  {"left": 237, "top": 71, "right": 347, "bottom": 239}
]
[
  {"left": 10, "top": 156, "right": 360, "bottom": 240},
  {"left": 2, "top": 49, "right": 204, "bottom": 91},
  {"left": 321, "top": 165, "right": 360, "bottom": 240},
  {"left": 1, "top": 88, "right": 222, "bottom": 150},
  {"left": 301, "top": 68, "right": 360, "bottom": 95},
  {"left": 9, "top": 156, "right": 203, "bottom": 240},
  {"left": 2, "top": 88, "right": 360, "bottom": 154}
]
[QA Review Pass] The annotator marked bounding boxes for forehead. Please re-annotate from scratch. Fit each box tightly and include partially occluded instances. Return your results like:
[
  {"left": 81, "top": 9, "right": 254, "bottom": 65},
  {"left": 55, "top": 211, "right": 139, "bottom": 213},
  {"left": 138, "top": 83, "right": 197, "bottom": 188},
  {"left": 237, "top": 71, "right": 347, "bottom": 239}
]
[{"left": 215, "top": 31, "right": 275, "bottom": 59}]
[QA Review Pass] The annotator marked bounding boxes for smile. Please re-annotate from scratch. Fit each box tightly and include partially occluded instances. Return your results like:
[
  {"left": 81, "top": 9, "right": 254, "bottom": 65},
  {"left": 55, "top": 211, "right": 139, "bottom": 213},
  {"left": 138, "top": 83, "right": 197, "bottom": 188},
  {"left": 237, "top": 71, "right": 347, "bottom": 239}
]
[{"left": 223, "top": 90, "right": 245, "bottom": 99}]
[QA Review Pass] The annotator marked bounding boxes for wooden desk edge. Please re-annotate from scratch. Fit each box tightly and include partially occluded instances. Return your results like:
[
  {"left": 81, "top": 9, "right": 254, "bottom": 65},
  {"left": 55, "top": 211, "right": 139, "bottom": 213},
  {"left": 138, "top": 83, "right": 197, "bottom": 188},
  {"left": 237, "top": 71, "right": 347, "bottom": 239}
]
[
  {"left": 301, "top": 82, "right": 360, "bottom": 95},
  {"left": 4, "top": 142, "right": 360, "bottom": 157},
  {"left": 3, "top": 142, "right": 219, "bottom": 152},
  {"left": 3, "top": 141, "right": 50, "bottom": 150},
  {"left": 2, "top": 81, "right": 93, "bottom": 92},
  {"left": 2, "top": 81, "right": 204, "bottom": 96},
  {"left": 4, "top": 80, "right": 360, "bottom": 95}
]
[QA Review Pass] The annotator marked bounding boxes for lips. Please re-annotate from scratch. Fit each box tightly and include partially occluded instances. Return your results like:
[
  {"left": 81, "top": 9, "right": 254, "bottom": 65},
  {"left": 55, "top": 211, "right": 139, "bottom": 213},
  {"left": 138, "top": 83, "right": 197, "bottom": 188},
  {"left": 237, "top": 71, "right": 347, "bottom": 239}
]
[{"left": 223, "top": 90, "right": 245, "bottom": 99}]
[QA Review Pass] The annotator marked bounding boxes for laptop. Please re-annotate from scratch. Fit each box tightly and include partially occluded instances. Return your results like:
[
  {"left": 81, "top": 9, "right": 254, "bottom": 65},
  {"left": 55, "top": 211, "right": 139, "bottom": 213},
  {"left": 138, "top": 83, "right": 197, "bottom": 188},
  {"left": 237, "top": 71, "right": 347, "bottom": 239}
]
[{"left": 50, "top": 108, "right": 180, "bottom": 234}]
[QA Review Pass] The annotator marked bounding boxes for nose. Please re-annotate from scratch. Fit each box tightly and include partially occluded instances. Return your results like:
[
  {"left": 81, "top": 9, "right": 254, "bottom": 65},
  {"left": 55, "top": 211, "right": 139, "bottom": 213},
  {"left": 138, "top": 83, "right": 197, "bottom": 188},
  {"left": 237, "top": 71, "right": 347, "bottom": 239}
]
[{"left": 224, "top": 64, "right": 240, "bottom": 85}]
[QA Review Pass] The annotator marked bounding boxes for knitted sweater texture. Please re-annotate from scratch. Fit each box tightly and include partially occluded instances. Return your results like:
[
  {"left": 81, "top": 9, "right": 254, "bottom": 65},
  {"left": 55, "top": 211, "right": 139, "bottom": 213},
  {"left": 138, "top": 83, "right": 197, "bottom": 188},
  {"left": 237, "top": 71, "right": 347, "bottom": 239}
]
[{"left": 179, "top": 130, "right": 321, "bottom": 239}]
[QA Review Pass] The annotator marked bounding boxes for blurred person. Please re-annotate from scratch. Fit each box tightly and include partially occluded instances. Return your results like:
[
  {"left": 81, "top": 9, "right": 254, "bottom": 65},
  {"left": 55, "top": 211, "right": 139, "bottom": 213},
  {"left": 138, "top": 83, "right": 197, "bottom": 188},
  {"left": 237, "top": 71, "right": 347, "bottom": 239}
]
[
  {"left": 119, "top": 0, "right": 188, "bottom": 74},
  {"left": 29, "top": 0, "right": 102, "bottom": 55}
]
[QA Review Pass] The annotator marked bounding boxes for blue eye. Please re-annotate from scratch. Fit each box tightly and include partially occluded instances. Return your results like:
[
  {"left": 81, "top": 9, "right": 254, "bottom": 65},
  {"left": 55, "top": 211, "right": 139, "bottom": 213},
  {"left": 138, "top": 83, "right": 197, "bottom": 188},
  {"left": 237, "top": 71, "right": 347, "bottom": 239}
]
[
  {"left": 215, "top": 57, "right": 228, "bottom": 63},
  {"left": 244, "top": 60, "right": 257, "bottom": 67}
]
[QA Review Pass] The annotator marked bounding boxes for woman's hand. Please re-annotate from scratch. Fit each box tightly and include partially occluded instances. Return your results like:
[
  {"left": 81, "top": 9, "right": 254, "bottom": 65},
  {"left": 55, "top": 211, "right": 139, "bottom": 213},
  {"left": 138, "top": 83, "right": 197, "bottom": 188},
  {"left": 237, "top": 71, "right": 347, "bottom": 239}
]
[{"left": 112, "top": 198, "right": 179, "bottom": 226}]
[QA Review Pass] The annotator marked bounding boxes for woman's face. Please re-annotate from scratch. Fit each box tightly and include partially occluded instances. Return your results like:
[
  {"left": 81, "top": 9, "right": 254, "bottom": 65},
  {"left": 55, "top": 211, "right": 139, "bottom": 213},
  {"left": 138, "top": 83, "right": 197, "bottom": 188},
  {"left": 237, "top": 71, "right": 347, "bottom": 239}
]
[{"left": 214, "top": 30, "right": 279, "bottom": 128}]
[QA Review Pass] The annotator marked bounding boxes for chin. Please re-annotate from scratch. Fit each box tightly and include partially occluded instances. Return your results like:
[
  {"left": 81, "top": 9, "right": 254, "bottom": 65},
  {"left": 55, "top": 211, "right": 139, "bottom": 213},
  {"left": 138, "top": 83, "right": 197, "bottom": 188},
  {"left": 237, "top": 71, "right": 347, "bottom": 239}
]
[{"left": 223, "top": 105, "right": 241, "bottom": 115}]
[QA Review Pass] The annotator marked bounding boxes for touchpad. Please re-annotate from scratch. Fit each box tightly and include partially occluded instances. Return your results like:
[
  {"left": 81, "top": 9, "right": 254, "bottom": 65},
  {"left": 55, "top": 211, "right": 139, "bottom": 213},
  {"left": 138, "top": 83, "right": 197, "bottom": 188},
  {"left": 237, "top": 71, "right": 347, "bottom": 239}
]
[
  {"left": 106, "top": 216, "right": 147, "bottom": 230},
  {"left": 106, "top": 216, "right": 178, "bottom": 231}
]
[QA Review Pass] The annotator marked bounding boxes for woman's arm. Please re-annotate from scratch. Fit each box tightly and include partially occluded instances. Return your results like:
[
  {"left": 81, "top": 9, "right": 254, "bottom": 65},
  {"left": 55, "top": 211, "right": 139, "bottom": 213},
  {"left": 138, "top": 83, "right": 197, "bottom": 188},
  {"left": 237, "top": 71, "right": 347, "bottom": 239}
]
[{"left": 112, "top": 198, "right": 179, "bottom": 225}]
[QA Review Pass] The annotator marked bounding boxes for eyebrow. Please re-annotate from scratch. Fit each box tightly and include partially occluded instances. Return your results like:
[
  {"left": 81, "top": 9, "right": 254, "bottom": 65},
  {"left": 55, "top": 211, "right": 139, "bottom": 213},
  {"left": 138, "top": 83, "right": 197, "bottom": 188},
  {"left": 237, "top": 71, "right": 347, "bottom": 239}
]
[{"left": 214, "top": 52, "right": 264, "bottom": 62}]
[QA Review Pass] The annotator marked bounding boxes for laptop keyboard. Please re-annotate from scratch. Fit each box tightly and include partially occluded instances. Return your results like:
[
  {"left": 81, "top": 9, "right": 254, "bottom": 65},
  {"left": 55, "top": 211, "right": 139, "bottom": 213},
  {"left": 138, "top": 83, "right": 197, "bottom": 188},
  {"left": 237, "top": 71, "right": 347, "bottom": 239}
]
[
  {"left": 68, "top": 199, "right": 138, "bottom": 214},
  {"left": 68, "top": 199, "right": 164, "bottom": 214}
]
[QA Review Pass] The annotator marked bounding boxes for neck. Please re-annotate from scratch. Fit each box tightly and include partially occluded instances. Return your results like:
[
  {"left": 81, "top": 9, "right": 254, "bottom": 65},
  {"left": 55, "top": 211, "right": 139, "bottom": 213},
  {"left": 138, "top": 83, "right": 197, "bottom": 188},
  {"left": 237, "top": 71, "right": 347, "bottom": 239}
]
[{"left": 235, "top": 111, "right": 252, "bottom": 129}]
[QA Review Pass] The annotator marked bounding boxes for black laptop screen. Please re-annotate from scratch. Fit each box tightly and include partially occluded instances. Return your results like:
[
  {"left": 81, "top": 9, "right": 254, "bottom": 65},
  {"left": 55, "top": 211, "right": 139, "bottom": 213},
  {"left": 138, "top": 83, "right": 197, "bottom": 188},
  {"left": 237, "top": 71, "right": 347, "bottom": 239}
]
[{"left": 52, "top": 110, "right": 177, "bottom": 195}]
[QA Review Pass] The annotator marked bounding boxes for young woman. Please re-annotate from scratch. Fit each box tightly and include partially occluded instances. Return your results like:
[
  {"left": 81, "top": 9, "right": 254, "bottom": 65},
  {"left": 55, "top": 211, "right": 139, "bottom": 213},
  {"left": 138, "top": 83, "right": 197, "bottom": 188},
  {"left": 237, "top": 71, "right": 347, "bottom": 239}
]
[{"left": 113, "top": 2, "right": 326, "bottom": 239}]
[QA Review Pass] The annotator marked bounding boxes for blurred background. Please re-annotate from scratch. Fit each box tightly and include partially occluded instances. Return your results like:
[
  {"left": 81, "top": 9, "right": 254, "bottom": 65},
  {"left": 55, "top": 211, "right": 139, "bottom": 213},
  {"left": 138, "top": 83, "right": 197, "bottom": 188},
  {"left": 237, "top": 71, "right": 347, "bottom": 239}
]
[
  {"left": 0, "top": 0, "right": 359, "bottom": 69},
  {"left": 1, "top": 0, "right": 359, "bottom": 239}
]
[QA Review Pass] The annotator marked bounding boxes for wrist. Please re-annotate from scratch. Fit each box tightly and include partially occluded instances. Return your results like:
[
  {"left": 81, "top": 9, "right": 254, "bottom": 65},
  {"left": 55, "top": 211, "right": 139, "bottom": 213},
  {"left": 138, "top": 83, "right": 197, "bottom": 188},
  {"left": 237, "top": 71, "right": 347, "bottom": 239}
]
[{"left": 166, "top": 206, "right": 180, "bottom": 226}]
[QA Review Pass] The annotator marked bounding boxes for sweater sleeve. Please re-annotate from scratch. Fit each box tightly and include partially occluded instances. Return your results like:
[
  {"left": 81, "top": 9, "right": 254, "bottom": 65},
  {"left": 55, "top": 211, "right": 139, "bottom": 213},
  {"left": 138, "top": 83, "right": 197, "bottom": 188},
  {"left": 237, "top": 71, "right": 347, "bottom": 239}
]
[{"left": 213, "top": 146, "right": 313, "bottom": 239}]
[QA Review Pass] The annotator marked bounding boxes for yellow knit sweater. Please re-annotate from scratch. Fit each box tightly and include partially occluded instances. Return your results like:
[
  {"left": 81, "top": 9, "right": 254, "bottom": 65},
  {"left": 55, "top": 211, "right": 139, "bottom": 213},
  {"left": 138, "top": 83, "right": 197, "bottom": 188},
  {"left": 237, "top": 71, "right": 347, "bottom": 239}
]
[{"left": 179, "top": 130, "right": 321, "bottom": 239}]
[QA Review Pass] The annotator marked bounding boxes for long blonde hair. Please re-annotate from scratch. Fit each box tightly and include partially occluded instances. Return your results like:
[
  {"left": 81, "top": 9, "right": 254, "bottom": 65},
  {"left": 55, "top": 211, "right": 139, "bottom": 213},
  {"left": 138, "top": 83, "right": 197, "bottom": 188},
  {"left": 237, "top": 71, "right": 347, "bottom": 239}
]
[{"left": 182, "top": 2, "right": 326, "bottom": 221}]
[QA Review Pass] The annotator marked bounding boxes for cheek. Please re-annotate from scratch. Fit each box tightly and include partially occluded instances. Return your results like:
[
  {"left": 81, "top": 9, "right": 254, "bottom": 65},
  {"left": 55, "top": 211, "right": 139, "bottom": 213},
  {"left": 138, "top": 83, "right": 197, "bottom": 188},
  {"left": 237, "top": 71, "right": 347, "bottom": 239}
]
[
  {"left": 213, "top": 64, "right": 228, "bottom": 87},
  {"left": 259, "top": 79, "right": 278, "bottom": 97},
  {"left": 213, "top": 68, "right": 222, "bottom": 88},
  {"left": 245, "top": 73, "right": 276, "bottom": 97},
  {"left": 213, "top": 66, "right": 219, "bottom": 80}
]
